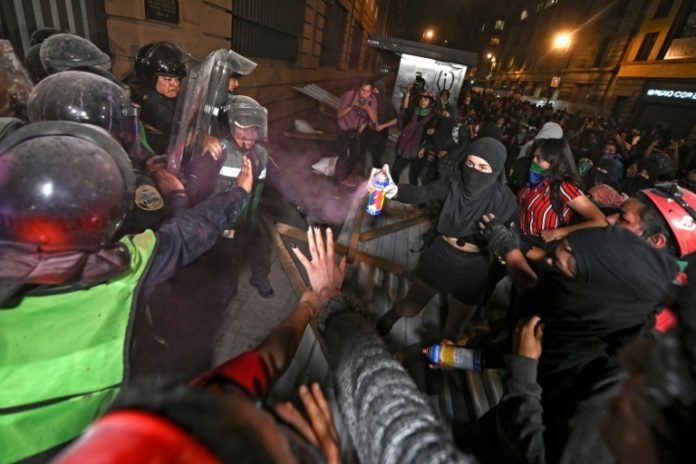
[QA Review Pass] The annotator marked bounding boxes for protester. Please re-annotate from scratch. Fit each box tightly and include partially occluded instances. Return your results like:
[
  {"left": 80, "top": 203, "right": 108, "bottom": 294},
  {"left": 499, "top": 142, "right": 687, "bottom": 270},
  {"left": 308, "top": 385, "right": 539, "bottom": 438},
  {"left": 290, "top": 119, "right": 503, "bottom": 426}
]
[
  {"left": 517, "top": 138, "right": 607, "bottom": 247},
  {"left": 377, "top": 137, "right": 517, "bottom": 338}
]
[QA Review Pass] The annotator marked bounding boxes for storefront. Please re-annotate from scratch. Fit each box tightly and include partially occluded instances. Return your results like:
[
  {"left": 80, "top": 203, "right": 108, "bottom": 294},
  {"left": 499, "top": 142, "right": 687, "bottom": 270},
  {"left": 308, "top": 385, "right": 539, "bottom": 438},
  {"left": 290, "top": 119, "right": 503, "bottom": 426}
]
[{"left": 635, "top": 81, "right": 696, "bottom": 140}]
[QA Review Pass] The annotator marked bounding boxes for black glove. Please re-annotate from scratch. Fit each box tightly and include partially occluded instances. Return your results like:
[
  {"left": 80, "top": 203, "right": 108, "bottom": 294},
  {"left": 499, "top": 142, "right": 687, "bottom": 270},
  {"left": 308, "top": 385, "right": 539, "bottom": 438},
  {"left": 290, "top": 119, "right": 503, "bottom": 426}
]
[{"left": 480, "top": 217, "right": 519, "bottom": 258}]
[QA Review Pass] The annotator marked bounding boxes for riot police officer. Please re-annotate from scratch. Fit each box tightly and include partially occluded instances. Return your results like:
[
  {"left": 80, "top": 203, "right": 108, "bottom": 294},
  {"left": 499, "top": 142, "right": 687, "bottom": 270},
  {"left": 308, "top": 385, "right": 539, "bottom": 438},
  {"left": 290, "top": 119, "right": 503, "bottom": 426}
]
[
  {"left": 0, "top": 121, "right": 252, "bottom": 462},
  {"left": 26, "top": 69, "right": 185, "bottom": 234},
  {"left": 136, "top": 41, "right": 187, "bottom": 154},
  {"left": 185, "top": 96, "right": 275, "bottom": 298}
]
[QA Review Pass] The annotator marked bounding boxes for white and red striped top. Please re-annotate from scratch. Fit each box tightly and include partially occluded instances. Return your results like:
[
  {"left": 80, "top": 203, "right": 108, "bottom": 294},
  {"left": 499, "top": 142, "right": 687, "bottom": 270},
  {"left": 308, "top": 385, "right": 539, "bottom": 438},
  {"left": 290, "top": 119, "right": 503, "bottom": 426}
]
[{"left": 517, "top": 180, "right": 584, "bottom": 236}]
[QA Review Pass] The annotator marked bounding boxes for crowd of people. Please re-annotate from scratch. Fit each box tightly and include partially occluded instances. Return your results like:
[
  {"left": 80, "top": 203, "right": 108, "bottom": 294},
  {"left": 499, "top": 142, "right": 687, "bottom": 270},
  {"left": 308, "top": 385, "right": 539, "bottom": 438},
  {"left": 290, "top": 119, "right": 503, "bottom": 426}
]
[{"left": 1, "top": 28, "right": 696, "bottom": 464}]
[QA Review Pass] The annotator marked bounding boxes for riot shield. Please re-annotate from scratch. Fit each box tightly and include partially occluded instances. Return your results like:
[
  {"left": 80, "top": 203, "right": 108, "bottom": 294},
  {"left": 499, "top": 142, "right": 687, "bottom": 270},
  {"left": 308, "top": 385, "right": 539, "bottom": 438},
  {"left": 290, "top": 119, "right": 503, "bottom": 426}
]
[
  {"left": 166, "top": 48, "right": 256, "bottom": 175},
  {"left": 0, "top": 40, "right": 33, "bottom": 119}
]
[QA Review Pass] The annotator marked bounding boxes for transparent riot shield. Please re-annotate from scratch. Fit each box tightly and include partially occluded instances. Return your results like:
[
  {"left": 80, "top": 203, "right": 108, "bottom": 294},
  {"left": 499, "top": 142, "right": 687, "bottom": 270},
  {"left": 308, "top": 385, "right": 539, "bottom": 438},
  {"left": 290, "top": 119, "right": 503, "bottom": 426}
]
[
  {"left": 0, "top": 40, "right": 34, "bottom": 119},
  {"left": 166, "top": 48, "right": 256, "bottom": 175}
]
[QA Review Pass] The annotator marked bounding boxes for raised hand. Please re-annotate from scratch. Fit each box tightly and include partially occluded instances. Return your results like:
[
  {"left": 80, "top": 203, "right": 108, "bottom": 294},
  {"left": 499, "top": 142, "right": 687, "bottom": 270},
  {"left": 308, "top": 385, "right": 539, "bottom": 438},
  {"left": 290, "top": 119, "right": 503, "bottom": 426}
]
[{"left": 292, "top": 226, "right": 346, "bottom": 314}]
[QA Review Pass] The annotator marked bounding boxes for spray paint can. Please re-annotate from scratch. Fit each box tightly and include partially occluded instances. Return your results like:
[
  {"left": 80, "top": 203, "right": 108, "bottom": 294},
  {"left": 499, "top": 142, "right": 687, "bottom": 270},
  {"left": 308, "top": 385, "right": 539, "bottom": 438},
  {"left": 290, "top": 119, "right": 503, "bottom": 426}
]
[
  {"left": 422, "top": 343, "right": 483, "bottom": 372},
  {"left": 366, "top": 171, "right": 390, "bottom": 216}
]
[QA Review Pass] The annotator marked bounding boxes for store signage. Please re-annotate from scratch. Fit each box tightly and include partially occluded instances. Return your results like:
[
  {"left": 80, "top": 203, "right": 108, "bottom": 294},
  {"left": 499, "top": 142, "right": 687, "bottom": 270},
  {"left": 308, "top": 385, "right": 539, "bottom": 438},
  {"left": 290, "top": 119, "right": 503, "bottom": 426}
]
[
  {"left": 665, "top": 37, "right": 696, "bottom": 60},
  {"left": 646, "top": 88, "right": 696, "bottom": 101}
]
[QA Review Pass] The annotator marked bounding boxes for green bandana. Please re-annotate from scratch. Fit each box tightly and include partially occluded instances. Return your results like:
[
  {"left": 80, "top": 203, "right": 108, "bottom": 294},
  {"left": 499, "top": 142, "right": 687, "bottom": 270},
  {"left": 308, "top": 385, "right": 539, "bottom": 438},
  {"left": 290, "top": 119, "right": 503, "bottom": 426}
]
[
  {"left": 530, "top": 160, "right": 547, "bottom": 174},
  {"left": 416, "top": 107, "right": 431, "bottom": 117}
]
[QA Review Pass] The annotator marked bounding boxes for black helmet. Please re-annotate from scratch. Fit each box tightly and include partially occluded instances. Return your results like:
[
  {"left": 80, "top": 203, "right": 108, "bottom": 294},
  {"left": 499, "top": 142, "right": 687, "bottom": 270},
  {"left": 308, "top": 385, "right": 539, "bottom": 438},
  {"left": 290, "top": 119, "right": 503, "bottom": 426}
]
[
  {"left": 30, "top": 27, "right": 64, "bottom": 46},
  {"left": 27, "top": 70, "right": 139, "bottom": 152},
  {"left": 0, "top": 121, "right": 134, "bottom": 251},
  {"left": 24, "top": 44, "right": 49, "bottom": 83},
  {"left": 135, "top": 41, "right": 186, "bottom": 89},
  {"left": 39, "top": 33, "right": 111, "bottom": 74}
]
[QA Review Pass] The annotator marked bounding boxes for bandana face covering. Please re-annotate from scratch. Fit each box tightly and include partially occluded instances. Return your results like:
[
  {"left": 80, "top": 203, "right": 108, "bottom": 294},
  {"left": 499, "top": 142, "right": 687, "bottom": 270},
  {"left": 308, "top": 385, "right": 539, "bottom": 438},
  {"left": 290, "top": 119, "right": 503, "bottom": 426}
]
[
  {"left": 462, "top": 164, "right": 496, "bottom": 196},
  {"left": 416, "top": 106, "right": 431, "bottom": 117},
  {"left": 528, "top": 160, "right": 547, "bottom": 187}
]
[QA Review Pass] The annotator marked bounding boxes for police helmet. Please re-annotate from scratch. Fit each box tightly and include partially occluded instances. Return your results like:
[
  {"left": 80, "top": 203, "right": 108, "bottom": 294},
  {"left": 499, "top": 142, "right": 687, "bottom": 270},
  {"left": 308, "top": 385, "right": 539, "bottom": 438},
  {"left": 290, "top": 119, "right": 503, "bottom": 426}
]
[
  {"left": 223, "top": 95, "right": 267, "bottom": 141},
  {"left": 30, "top": 27, "right": 64, "bottom": 46},
  {"left": 39, "top": 33, "right": 111, "bottom": 74},
  {"left": 27, "top": 70, "right": 139, "bottom": 151},
  {"left": 135, "top": 41, "right": 186, "bottom": 89},
  {"left": 24, "top": 44, "right": 49, "bottom": 83},
  {"left": 0, "top": 121, "right": 135, "bottom": 251}
]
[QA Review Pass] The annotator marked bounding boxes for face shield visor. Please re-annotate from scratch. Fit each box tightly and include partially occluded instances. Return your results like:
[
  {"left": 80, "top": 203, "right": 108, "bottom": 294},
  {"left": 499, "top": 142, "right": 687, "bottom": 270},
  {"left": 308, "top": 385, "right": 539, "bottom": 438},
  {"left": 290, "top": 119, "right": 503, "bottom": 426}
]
[{"left": 167, "top": 49, "right": 257, "bottom": 175}]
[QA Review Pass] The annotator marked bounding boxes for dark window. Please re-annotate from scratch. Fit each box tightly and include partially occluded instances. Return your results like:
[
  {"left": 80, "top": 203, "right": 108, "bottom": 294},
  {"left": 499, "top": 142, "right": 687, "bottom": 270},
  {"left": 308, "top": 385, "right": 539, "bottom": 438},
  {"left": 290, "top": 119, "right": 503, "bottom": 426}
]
[
  {"left": 593, "top": 37, "right": 610, "bottom": 67},
  {"left": 348, "top": 21, "right": 364, "bottom": 69},
  {"left": 0, "top": 0, "right": 108, "bottom": 58},
  {"left": 232, "top": 0, "right": 304, "bottom": 61},
  {"left": 320, "top": 0, "right": 347, "bottom": 67},
  {"left": 653, "top": 0, "right": 674, "bottom": 18},
  {"left": 635, "top": 32, "right": 659, "bottom": 61}
]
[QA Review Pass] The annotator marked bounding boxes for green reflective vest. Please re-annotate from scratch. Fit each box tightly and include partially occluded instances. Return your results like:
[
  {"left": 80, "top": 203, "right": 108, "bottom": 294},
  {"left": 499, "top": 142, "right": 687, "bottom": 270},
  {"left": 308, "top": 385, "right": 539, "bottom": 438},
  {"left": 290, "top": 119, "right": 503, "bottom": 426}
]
[{"left": 0, "top": 231, "right": 157, "bottom": 462}]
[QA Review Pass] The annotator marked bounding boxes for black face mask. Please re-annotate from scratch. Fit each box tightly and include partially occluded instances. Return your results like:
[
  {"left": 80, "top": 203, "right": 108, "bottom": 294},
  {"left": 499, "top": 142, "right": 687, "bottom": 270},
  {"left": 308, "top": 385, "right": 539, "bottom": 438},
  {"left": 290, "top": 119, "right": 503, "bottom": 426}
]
[{"left": 461, "top": 165, "right": 496, "bottom": 196}]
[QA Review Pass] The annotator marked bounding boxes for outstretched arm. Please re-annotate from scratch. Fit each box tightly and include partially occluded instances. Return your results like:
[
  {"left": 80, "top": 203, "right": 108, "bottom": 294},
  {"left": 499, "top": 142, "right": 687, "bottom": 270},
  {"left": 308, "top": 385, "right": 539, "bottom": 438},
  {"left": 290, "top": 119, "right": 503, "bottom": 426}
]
[{"left": 256, "top": 226, "right": 346, "bottom": 380}]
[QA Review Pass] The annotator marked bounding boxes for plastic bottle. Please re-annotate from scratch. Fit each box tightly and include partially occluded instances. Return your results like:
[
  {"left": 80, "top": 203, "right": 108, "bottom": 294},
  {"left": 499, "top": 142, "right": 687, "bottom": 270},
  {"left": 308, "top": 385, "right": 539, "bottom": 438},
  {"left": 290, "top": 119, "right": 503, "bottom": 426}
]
[
  {"left": 422, "top": 343, "right": 483, "bottom": 372},
  {"left": 365, "top": 171, "right": 390, "bottom": 216}
]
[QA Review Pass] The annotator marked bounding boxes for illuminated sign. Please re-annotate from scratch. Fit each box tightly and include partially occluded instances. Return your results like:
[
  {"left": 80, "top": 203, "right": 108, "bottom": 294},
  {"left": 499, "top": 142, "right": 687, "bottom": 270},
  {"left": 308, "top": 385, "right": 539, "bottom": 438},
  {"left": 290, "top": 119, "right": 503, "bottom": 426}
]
[{"left": 645, "top": 88, "right": 696, "bottom": 101}]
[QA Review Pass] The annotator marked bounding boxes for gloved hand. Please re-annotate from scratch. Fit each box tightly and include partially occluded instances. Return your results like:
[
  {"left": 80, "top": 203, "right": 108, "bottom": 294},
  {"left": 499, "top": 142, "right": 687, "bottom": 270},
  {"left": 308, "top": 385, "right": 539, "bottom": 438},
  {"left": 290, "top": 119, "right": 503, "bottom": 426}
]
[
  {"left": 478, "top": 214, "right": 519, "bottom": 258},
  {"left": 368, "top": 164, "right": 398, "bottom": 199}
]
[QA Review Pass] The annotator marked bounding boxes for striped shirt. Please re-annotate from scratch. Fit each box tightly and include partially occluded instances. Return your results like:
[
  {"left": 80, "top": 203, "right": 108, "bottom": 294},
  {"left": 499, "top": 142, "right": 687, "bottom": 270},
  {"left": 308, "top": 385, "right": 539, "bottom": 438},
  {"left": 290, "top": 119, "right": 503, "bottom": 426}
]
[{"left": 518, "top": 180, "right": 584, "bottom": 235}]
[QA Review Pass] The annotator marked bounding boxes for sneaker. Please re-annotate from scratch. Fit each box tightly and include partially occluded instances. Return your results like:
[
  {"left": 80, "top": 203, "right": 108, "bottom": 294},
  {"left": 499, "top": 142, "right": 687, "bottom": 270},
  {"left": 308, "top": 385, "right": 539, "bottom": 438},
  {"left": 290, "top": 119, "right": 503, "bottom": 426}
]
[{"left": 250, "top": 276, "right": 274, "bottom": 298}]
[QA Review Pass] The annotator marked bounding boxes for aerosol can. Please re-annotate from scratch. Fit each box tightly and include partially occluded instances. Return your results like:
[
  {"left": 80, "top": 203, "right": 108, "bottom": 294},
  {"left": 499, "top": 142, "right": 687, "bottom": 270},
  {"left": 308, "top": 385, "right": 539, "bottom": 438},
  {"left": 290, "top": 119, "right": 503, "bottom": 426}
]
[
  {"left": 365, "top": 171, "right": 390, "bottom": 216},
  {"left": 423, "top": 343, "right": 483, "bottom": 372}
]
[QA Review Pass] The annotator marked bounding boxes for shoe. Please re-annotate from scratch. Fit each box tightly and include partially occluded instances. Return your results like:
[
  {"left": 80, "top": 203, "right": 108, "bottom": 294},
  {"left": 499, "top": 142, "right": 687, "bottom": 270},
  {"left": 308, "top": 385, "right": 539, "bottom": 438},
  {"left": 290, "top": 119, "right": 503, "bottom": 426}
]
[{"left": 250, "top": 276, "right": 274, "bottom": 298}]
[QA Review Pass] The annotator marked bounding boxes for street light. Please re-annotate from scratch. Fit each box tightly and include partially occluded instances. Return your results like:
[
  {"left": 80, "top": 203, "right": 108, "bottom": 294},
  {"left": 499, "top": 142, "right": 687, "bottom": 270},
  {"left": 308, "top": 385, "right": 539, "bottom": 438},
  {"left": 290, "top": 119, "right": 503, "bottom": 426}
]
[
  {"left": 552, "top": 32, "right": 572, "bottom": 52},
  {"left": 422, "top": 29, "right": 435, "bottom": 42},
  {"left": 546, "top": 31, "right": 573, "bottom": 105}
]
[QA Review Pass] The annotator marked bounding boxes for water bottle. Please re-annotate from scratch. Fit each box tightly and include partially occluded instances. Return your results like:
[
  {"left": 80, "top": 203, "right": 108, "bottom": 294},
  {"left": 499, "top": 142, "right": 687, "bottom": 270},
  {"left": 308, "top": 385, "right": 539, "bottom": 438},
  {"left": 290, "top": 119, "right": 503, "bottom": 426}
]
[
  {"left": 366, "top": 171, "right": 390, "bottom": 216},
  {"left": 423, "top": 343, "right": 483, "bottom": 372}
]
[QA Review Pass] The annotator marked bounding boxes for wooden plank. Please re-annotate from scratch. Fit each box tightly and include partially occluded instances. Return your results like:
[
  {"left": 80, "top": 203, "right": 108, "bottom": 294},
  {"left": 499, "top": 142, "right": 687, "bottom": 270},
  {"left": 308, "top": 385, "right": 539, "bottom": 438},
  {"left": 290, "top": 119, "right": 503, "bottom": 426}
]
[
  {"left": 274, "top": 222, "right": 411, "bottom": 277},
  {"left": 358, "top": 213, "right": 430, "bottom": 242},
  {"left": 261, "top": 214, "right": 308, "bottom": 297}
]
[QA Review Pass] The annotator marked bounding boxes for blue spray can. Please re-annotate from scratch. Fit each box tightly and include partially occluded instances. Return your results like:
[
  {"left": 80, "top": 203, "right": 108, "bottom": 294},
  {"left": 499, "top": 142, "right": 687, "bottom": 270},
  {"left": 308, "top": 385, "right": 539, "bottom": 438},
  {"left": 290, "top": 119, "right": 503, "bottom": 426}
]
[
  {"left": 422, "top": 343, "right": 483, "bottom": 372},
  {"left": 366, "top": 171, "right": 390, "bottom": 216}
]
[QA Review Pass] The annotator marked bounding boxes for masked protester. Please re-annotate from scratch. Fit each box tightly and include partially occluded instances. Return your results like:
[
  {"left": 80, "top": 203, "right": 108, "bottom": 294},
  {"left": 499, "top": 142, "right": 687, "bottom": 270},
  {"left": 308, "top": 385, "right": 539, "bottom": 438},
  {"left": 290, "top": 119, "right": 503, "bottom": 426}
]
[
  {"left": 472, "top": 223, "right": 679, "bottom": 464},
  {"left": 392, "top": 90, "right": 437, "bottom": 185},
  {"left": 377, "top": 137, "right": 518, "bottom": 339},
  {"left": 517, "top": 138, "right": 607, "bottom": 247},
  {"left": 0, "top": 121, "right": 252, "bottom": 462}
]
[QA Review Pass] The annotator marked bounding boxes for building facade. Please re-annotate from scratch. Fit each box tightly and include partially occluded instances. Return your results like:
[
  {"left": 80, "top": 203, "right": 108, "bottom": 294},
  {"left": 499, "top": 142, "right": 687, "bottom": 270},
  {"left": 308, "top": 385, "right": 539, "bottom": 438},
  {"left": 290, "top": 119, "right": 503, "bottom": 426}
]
[
  {"left": 1, "top": 0, "right": 392, "bottom": 126},
  {"left": 491, "top": 0, "right": 696, "bottom": 139}
]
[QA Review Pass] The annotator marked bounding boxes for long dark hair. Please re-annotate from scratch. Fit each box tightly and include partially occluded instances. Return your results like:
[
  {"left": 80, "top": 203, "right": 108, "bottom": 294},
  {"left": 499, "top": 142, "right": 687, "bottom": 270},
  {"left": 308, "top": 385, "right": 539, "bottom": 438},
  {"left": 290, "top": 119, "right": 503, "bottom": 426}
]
[{"left": 537, "top": 138, "right": 582, "bottom": 190}]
